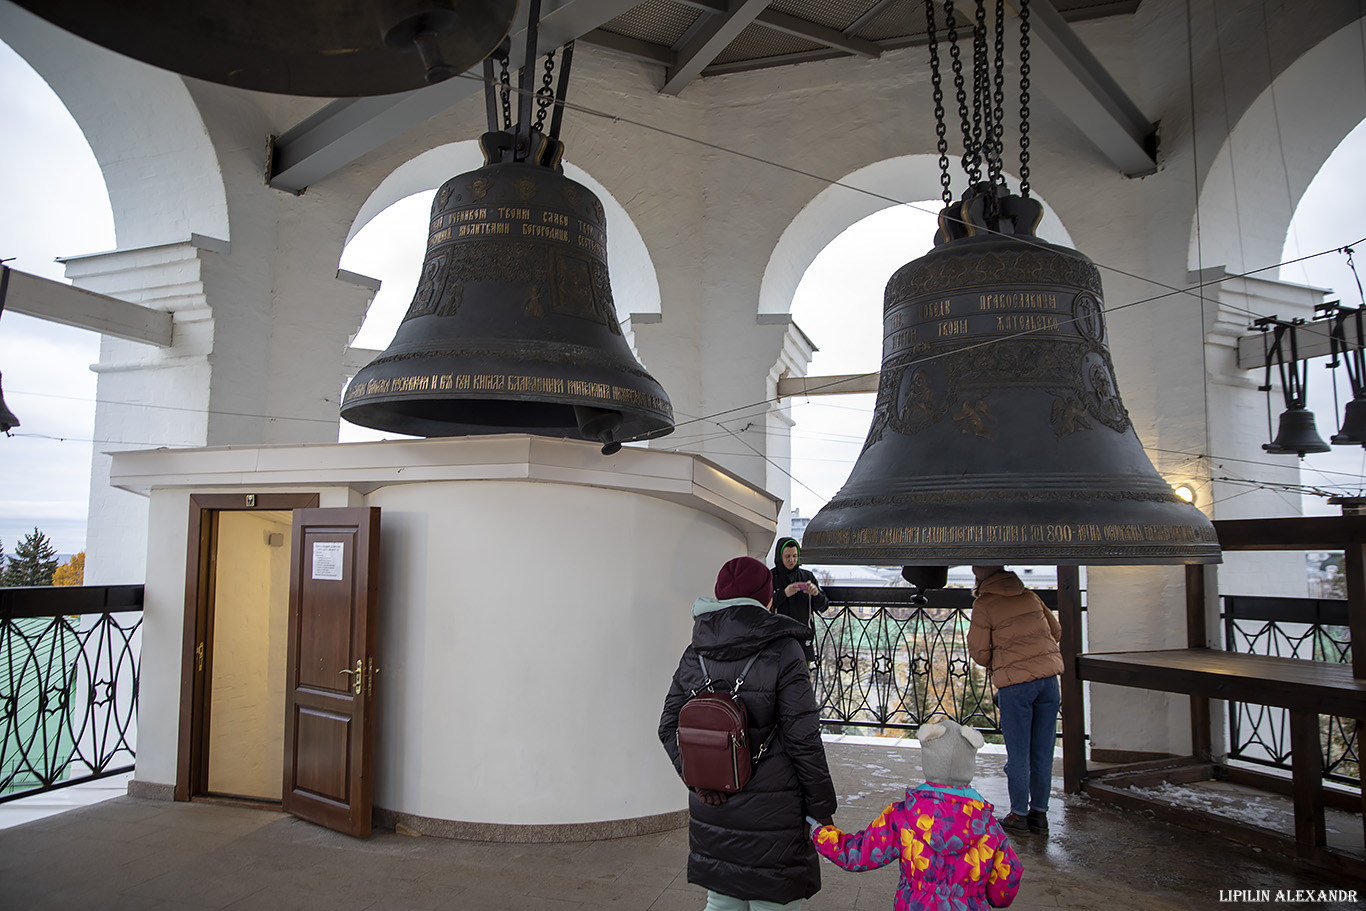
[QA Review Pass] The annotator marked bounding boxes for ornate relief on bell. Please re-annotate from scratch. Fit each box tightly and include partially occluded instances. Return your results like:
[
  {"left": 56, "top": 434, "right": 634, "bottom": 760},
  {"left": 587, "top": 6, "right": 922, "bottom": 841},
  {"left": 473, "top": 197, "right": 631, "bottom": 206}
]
[{"left": 801, "top": 184, "right": 1219, "bottom": 567}]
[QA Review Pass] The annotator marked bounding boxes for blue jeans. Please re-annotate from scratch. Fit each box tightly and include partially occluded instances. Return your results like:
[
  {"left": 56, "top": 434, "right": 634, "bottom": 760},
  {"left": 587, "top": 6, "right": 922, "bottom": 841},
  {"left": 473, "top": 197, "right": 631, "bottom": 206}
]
[{"left": 996, "top": 675, "right": 1060, "bottom": 816}]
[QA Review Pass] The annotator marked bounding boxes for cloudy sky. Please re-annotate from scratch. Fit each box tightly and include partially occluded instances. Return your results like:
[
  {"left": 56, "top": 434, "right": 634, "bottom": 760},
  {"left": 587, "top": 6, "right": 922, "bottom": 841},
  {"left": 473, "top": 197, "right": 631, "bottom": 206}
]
[{"left": 1, "top": 38, "right": 1364, "bottom": 557}]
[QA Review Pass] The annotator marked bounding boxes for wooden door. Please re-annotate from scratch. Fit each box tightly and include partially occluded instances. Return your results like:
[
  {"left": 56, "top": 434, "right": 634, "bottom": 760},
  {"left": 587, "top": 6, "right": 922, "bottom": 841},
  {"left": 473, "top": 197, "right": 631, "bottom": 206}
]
[{"left": 281, "top": 507, "right": 381, "bottom": 837}]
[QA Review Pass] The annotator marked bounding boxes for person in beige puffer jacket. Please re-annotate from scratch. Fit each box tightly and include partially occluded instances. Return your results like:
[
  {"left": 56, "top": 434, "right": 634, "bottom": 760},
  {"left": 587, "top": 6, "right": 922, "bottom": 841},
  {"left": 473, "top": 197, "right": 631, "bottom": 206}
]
[{"left": 967, "top": 566, "right": 1064, "bottom": 838}]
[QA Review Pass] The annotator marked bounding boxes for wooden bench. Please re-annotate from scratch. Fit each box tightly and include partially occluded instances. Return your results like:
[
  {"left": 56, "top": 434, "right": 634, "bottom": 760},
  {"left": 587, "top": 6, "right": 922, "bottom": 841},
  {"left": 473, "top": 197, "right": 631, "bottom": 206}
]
[{"left": 1055, "top": 517, "right": 1366, "bottom": 878}]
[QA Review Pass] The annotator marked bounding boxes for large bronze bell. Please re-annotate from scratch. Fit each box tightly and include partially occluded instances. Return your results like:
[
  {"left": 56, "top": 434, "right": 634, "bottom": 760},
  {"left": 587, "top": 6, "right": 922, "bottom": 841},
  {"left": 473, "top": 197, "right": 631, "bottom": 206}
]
[
  {"left": 12, "top": 1, "right": 519, "bottom": 97},
  {"left": 341, "top": 131, "right": 674, "bottom": 451},
  {"left": 801, "top": 184, "right": 1219, "bottom": 567}
]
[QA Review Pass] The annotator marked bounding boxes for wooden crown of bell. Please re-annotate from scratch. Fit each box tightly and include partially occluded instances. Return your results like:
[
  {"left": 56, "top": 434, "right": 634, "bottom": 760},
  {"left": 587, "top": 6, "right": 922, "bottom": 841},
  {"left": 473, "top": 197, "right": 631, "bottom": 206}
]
[
  {"left": 341, "top": 131, "right": 674, "bottom": 452},
  {"left": 801, "top": 184, "right": 1219, "bottom": 567}
]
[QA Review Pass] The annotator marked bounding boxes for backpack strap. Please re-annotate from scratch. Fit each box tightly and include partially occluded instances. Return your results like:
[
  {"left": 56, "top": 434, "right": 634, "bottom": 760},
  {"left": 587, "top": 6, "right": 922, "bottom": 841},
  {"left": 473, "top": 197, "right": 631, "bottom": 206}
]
[
  {"left": 696, "top": 650, "right": 762, "bottom": 695},
  {"left": 698, "top": 648, "right": 777, "bottom": 766}
]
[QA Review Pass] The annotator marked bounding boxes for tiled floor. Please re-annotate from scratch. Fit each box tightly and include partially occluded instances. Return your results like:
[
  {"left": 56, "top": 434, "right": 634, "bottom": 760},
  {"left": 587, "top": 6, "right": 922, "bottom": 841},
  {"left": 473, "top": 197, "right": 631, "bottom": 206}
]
[{"left": 0, "top": 740, "right": 1361, "bottom": 910}]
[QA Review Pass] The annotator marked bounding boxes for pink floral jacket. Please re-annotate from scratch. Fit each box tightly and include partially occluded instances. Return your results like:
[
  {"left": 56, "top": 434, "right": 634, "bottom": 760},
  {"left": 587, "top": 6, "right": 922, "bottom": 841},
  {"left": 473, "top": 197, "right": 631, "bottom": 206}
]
[{"left": 812, "top": 783, "right": 1022, "bottom": 910}]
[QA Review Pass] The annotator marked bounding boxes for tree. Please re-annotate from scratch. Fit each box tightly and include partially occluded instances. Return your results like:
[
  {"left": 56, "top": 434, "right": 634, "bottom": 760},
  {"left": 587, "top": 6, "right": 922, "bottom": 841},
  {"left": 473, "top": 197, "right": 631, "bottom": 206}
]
[
  {"left": 52, "top": 551, "right": 85, "bottom": 586},
  {"left": 1, "top": 527, "right": 60, "bottom": 587}
]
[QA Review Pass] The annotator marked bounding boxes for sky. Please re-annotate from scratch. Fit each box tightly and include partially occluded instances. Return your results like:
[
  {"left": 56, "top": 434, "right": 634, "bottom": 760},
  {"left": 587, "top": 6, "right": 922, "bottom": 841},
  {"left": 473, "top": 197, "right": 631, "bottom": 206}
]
[{"left": 1, "top": 38, "right": 1364, "bottom": 557}]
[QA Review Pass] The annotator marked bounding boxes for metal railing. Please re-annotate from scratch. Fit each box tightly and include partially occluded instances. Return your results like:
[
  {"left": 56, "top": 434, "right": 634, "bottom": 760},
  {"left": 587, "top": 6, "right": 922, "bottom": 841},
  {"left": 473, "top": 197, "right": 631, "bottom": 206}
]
[
  {"left": 1223, "top": 594, "right": 1358, "bottom": 785},
  {"left": 811, "top": 586, "right": 1062, "bottom": 733},
  {"left": 0, "top": 585, "right": 143, "bottom": 803}
]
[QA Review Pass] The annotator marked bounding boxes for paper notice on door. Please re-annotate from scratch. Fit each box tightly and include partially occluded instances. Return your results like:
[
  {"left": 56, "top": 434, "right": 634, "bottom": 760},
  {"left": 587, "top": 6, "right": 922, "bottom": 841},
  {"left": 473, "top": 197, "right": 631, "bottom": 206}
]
[{"left": 312, "top": 541, "right": 345, "bottom": 580}]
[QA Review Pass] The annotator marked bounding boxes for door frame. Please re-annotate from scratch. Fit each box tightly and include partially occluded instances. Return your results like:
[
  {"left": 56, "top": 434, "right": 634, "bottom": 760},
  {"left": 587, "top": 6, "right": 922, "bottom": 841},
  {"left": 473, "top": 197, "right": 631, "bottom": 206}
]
[{"left": 175, "top": 492, "right": 320, "bottom": 802}]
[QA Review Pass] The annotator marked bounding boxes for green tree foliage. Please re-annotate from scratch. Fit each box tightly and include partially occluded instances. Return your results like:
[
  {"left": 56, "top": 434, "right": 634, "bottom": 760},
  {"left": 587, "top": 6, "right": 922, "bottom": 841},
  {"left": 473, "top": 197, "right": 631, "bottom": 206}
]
[
  {"left": 52, "top": 551, "right": 86, "bottom": 586},
  {"left": 1, "top": 527, "right": 60, "bottom": 587}
]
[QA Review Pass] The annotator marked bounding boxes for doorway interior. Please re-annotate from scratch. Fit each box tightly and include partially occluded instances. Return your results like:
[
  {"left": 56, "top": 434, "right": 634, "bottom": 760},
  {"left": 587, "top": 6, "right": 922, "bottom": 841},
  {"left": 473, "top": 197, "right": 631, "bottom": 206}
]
[{"left": 176, "top": 493, "right": 319, "bottom": 803}]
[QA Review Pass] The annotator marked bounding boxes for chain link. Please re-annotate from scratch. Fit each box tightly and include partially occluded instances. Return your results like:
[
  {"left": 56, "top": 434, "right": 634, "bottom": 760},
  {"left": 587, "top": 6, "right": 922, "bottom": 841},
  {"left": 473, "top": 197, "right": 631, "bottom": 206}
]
[
  {"left": 498, "top": 54, "right": 512, "bottom": 131},
  {"left": 970, "top": 0, "right": 988, "bottom": 186},
  {"left": 1018, "top": 0, "right": 1032, "bottom": 198},
  {"left": 987, "top": 0, "right": 1005, "bottom": 189},
  {"left": 533, "top": 49, "right": 557, "bottom": 133},
  {"left": 925, "top": 0, "right": 952, "bottom": 205},
  {"left": 945, "top": 1, "right": 977, "bottom": 183}
]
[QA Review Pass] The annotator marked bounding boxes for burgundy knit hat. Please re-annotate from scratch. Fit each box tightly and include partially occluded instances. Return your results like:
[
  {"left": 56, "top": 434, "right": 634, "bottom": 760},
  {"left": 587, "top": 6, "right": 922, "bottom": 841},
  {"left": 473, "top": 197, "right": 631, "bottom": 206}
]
[{"left": 715, "top": 556, "right": 773, "bottom": 606}]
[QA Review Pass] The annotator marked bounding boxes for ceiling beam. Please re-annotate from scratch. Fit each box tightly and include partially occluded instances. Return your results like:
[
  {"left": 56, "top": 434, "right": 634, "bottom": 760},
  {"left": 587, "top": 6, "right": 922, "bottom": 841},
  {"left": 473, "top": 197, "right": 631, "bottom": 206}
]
[
  {"left": 661, "top": 0, "right": 771, "bottom": 95},
  {"left": 1024, "top": 0, "right": 1157, "bottom": 176},
  {"left": 2, "top": 268, "right": 173, "bottom": 347},
  {"left": 268, "top": 0, "right": 642, "bottom": 194},
  {"left": 579, "top": 28, "right": 676, "bottom": 66},
  {"left": 754, "top": 9, "right": 881, "bottom": 58},
  {"left": 776, "top": 373, "right": 879, "bottom": 397}
]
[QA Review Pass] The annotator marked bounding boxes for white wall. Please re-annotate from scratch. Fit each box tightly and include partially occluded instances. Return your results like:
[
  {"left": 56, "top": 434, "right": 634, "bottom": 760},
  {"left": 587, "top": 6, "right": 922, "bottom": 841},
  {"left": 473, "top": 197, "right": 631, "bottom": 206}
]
[{"left": 368, "top": 479, "right": 746, "bottom": 824}]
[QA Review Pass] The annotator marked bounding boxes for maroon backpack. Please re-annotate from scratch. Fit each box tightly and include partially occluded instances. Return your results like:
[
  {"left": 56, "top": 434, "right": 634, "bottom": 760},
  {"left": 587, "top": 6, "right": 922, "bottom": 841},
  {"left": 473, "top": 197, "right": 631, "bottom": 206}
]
[{"left": 676, "top": 650, "right": 772, "bottom": 793}]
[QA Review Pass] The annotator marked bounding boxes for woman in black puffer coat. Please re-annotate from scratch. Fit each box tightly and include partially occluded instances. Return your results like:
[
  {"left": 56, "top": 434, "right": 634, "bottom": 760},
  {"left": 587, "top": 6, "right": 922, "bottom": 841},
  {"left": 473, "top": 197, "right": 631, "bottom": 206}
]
[{"left": 659, "top": 556, "right": 838, "bottom": 909}]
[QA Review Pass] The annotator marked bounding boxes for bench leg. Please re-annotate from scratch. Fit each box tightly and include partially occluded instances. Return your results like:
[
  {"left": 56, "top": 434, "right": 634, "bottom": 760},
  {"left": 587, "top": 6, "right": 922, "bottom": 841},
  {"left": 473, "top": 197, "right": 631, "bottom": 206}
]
[
  {"left": 1058, "top": 565, "right": 1086, "bottom": 794},
  {"left": 1288, "top": 711, "right": 1326, "bottom": 856}
]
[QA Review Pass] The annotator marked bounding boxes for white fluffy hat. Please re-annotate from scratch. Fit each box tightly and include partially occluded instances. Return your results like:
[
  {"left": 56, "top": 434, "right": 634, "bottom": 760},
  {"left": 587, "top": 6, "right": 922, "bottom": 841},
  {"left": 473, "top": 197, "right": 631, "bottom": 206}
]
[{"left": 916, "top": 717, "right": 985, "bottom": 787}]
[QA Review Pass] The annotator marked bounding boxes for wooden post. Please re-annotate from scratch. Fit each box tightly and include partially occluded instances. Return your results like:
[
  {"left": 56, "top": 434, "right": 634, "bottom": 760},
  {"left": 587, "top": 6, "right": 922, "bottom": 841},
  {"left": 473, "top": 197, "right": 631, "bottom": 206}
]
[
  {"left": 1288, "top": 710, "right": 1326, "bottom": 856},
  {"left": 1057, "top": 565, "right": 1086, "bottom": 794},
  {"left": 1185, "top": 564, "right": 1211, "bottom": 761}
]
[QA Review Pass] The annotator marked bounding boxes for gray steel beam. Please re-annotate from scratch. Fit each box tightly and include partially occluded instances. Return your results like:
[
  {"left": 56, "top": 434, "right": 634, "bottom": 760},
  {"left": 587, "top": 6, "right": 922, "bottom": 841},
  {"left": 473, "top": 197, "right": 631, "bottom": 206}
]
[
  {"left": 661, "top": 0, "right": 771, "bottom": 95},
  {"left": 1025, "top": 0, "right": 1157, "bottom": 176},
  {"left": 268, "top": 0, "right": 641, "bottom": 194},
  {"left": 755, "top": 9, "right": 881, "bottom": 58},
  {"left": 3, "top": 268, "right": 174, "bottom": 346}
]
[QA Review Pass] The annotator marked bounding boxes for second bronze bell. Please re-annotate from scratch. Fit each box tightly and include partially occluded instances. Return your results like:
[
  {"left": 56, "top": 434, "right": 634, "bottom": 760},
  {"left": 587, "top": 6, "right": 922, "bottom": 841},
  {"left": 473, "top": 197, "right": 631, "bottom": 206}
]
[
  {"left": 342, "top": 133, "right": 674, "bottom": 452},
  {"left": 801, "top": 185, "right": 1219, "bottom": 567}
]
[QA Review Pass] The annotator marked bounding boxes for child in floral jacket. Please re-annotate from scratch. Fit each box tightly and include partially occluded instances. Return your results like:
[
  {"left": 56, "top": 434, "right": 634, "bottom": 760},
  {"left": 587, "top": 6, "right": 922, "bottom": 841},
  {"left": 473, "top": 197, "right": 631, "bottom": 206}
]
[{"left": 809, "top": 718, "right": 1022, "bottom": 910}]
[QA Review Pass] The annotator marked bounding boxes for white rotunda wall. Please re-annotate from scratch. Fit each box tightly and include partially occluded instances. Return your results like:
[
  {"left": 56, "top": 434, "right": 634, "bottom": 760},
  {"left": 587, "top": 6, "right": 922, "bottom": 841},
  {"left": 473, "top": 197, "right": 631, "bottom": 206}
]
[{"left": 367, "top": 477, "right": 741, "bottom": 827}]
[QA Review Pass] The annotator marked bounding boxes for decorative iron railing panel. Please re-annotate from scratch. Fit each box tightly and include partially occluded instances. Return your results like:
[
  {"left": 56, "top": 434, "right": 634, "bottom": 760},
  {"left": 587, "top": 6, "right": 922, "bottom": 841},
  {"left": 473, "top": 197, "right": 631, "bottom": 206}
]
[
  {"left": 0, "top": 585, "right": 143, "bottom": 803},
  {"left": 1223, "top": 595, "right": 1357, "bottom": 786},
  {"left": 811, "top": 586, "right": 1061, "bottom": 733}
]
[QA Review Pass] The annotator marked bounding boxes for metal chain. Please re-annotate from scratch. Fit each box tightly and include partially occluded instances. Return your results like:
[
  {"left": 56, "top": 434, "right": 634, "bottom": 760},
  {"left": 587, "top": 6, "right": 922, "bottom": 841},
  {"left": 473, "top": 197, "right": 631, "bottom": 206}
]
[
  {"left": 499, "top": 54, "right": 512, "bottom": 131},
  {"left": 970, "top": 0, "right": 988, "bottom": 185},
  {"left": 945, "top": 1, "right": 977, "bottom": 183},
  {"left": 533, "top": 49, "right": 557, "bottom": 133},
  {"left": 925, "top": 0, "right": 952, "bottom": 205},
  {"left": 987, "top": 0, "right": 1006, "bottom": 189},
  {"left": 1018, "top": 0, "right": 1032, "bottom": 198}
]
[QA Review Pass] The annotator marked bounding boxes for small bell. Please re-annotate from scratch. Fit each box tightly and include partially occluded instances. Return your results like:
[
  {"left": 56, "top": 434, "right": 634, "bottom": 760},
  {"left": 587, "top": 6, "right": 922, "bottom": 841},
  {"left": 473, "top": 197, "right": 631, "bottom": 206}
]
[
  {"left": 1331, "top": 396, "right": 1366, "bottom": 446},
  {"left": 1263, "top": 405, "right": 1331, "bottom": 456},
  {"left": 0, "top": 371, "right": 19, "bottom": 434}
]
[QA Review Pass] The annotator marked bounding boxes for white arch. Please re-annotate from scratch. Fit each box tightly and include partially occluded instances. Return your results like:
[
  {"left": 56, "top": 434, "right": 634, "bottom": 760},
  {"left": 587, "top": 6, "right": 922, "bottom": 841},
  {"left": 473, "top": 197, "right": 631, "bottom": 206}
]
[
  {"left": 0, "top": 4, "right": 229, "bottom": 248},
  {"left": 1190, "top": 19, "right": 1366, "bottom": 276},
  {"left": 345, "top": 140, "right": 662, "bottom": 322},
  {"left": 759, "top": 155, "right": 1072, "bottom": 318}
]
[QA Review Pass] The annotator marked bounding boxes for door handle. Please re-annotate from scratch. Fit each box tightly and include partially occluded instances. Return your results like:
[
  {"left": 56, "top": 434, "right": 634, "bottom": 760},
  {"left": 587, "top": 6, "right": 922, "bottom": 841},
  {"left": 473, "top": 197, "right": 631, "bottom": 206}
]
[{"left": 338, "top": 658, "right": 363, "bottom": 694}]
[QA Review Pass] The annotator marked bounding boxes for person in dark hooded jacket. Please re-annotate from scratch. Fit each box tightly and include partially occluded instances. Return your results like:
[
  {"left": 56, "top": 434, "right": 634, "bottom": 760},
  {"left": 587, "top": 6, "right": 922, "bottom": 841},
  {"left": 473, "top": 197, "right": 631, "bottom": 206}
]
[
  {"left": 659, "top": 555, "right": 838, "bottom": 910},
  {"left": 770, "top": 537, "right": 826, "bottom": 664}
]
